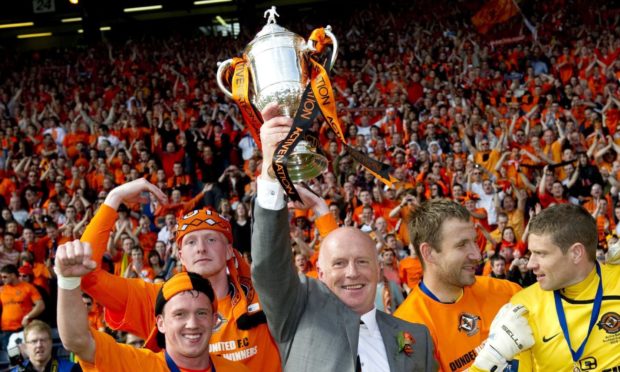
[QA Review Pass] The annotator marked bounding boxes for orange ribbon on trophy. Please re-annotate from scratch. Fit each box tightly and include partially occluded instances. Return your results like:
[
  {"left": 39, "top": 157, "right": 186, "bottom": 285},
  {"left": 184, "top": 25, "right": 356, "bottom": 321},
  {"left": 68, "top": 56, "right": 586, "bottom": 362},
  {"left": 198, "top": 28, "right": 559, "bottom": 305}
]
[
  {"left": 224, "top": 27, "right": 395, "bottom": 201},
  {"left": 307, "top": 57, "right": 396, "bottom": 188},
  {"left": 230, "top": 57, "right": 263, "bottom": 147}
]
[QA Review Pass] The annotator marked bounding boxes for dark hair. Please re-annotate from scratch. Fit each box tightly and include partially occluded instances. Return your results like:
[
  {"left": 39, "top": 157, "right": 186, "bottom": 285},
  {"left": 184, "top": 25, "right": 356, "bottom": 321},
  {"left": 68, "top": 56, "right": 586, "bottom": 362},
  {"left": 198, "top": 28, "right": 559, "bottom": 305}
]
[
  {"left": 529, "top": 204, "right": 597, "bottom": 262},
  {"left": 490, "top": 254, "right": 506, "bottom": 266},
  {"left": 148, "top": 250, "right": 164, "bottom": 267},
  {"left": 1, "top": 264, "right": 18, "bottom": 275},
  {"left": 154, "top": 272, "right": 216, "bottom": 348}
]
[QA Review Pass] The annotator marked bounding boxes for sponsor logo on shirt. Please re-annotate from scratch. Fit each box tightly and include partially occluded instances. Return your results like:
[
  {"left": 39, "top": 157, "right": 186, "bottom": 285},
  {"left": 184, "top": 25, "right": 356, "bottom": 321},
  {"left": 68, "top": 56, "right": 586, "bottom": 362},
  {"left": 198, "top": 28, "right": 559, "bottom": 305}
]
[
  {"left": 448, "top": 349, "right": 478, "bottom": 371},
  {"left": 209, "top": 337, "right": 259, "bottom": 362},
  {"left": 457, "top": 312, "right": 480, "bottom": 336},
  {"left": 212, "top": 312, "right": 227, "bottom": 333},
  {"left": 578, "top": 356, "right": 597, "bottom": 371},
  {"left": 542, "top": 333, "right": 560, "bottom": 342}
]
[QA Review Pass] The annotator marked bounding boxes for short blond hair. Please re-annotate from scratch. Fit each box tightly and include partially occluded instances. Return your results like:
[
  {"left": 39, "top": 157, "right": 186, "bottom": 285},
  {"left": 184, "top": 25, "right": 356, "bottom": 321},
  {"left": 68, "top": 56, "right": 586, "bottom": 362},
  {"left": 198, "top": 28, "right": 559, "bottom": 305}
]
[{"left": 24, "top": 320, "right": 52, "bottom": 341}]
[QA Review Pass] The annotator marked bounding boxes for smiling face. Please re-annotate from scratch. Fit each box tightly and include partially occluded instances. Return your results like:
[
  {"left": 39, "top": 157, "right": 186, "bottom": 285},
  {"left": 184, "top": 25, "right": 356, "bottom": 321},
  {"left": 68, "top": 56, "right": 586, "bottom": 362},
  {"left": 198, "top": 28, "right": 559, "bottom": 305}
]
[
  {"left": 179, "top": 230, "right": 232, "bottom": 277},
  {"left": 429, "top": 218, "right": 481, "bottom": 288},
  {"left": 156, "top": 291, "right": 215, "bottom": 366},
  {"left": 318, "top": 228, "right": 379, "bottom": 315}
]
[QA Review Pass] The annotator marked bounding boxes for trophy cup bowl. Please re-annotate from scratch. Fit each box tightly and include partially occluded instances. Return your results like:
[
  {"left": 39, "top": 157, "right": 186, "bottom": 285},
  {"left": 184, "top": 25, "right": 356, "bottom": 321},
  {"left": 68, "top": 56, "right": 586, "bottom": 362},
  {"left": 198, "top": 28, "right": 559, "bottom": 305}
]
[{"left": 217, "top": 19, "right": 338, "bottom": 182}]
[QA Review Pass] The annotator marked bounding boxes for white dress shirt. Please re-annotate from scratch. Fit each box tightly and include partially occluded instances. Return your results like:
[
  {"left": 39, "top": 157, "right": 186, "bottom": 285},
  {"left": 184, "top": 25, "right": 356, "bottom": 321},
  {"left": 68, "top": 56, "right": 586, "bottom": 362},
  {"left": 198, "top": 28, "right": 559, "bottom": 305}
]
[{"left": 359, "top": 308, "right": 390, "bottom": 372}]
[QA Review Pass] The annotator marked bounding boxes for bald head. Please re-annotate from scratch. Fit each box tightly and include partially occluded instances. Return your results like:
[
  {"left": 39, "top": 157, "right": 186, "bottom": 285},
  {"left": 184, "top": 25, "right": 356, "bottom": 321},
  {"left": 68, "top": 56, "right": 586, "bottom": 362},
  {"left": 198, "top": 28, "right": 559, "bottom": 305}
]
[
  {"left": 317, "top": 227, "right": 379, "bottom": 315},
  {"left": 319, "top": 227, "right": 374, "bottom": 261}
]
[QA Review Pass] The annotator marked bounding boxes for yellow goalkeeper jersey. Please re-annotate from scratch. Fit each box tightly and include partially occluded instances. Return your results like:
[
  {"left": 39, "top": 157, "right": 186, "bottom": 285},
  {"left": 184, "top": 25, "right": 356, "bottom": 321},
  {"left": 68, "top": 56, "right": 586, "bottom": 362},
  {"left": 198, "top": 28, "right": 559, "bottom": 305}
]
[{"left": 510, "top": 263, "right": 620, "bottom": 372}]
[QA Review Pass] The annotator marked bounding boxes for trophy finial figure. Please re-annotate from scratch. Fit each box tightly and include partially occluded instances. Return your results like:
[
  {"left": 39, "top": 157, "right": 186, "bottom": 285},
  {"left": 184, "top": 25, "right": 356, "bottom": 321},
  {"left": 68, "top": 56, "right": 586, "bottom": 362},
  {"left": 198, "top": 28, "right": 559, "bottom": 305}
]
[{"left": 264, "top": 6, "right": 279, "bottom": 24}]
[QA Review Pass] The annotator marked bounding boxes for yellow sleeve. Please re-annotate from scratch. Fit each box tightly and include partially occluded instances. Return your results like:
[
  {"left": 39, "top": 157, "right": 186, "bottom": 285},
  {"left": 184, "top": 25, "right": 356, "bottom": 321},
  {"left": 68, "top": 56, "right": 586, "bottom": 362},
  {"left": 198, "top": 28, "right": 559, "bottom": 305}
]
[{"left": 514, "top": 349, "right": 533, "bottom": 371}]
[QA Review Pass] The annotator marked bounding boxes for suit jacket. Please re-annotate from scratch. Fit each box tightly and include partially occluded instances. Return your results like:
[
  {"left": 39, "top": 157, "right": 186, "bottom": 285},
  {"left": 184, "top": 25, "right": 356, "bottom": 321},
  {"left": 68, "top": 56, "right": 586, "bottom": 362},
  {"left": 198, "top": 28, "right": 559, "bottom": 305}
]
[{"left": 251, "top": 205, "right": 437, "bottom": 372}]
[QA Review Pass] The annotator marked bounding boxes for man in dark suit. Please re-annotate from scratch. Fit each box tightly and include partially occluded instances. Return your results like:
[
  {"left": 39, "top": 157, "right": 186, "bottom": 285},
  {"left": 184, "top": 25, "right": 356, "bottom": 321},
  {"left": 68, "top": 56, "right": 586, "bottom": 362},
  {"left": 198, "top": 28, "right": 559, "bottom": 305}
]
[{"left": 251, "top": 103, "right": 436, "bottom": 371}]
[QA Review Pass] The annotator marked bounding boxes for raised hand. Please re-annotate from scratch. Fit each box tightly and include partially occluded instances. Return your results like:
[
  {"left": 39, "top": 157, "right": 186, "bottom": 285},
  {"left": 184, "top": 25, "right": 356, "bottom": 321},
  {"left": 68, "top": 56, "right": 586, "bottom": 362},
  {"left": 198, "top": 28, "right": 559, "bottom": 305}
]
[
  {"left": 104, "top": 178, "right": 168, "bottom": 210},
  {"left": 287, "top": 183, "right": 329, "bottom": 217},
  {"left": 259, "top": 103, "right": 293, "bottom": 178},
  {"left": 54, "top": 240, "right": 98, "bottom": 278},
  {"left": 473, "top": 303, "right": 534, "bottom": 371}
]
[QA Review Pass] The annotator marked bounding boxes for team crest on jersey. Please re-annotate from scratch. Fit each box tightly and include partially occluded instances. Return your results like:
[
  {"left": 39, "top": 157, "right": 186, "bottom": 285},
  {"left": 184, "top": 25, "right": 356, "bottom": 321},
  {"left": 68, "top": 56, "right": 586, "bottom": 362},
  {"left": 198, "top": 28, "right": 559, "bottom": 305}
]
[
  {"left": 212, "top": 312, "right": 227, "bottom": 333},
  {"left": 597, "top": 312, "right": 620, "bottom": 334},
  {"left": 457, "top": 313, "right": 481, "bottom": 336}
]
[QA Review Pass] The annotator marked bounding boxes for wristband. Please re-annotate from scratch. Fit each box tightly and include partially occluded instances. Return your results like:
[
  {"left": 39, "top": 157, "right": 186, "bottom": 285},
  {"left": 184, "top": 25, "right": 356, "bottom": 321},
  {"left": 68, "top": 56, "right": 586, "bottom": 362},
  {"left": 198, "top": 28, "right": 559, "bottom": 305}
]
[{"left": 57, "top": 274, "right": 81, "bottom": 290}]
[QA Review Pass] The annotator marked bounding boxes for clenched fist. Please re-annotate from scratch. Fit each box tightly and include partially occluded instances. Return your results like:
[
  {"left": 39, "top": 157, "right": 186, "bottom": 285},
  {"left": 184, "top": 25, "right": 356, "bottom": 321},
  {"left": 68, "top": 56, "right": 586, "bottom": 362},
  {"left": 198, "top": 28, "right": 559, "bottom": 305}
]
[{"left": 54, "top": 240, "right": 98, "bottom": 278}]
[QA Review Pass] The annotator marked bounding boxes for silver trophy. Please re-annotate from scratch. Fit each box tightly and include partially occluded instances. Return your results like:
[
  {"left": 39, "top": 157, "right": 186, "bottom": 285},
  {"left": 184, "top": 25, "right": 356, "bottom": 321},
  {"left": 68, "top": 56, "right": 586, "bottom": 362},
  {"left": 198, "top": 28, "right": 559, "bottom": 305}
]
[{"left": 216, "top": 6, "right": 338, "bottom": 182}]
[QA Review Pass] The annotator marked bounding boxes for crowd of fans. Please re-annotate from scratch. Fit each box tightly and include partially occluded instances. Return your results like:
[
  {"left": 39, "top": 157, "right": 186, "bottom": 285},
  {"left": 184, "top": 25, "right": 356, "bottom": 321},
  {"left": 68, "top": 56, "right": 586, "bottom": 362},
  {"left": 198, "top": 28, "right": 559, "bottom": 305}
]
[{"left": 0, "top": 0, "right": 619, "bottom": 366}]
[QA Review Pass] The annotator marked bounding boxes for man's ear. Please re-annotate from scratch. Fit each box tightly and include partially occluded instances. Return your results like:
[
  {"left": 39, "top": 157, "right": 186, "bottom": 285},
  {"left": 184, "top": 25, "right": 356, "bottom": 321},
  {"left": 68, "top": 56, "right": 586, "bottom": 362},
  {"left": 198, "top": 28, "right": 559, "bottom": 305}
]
[
  {"left": 317, "top": 262, "right": 324, "bottom": 281},
  {"left": 156, "top": 314, "right": 165, "bottom": 334},
  {"left": 568, "top": 243, "right": 587, "bottom": 263},
  {"left": 226, "top": 245, "right": 234, "bottom": 260},
  {"left": 419, "top": 242, "right": 434, "bottom": 265}
]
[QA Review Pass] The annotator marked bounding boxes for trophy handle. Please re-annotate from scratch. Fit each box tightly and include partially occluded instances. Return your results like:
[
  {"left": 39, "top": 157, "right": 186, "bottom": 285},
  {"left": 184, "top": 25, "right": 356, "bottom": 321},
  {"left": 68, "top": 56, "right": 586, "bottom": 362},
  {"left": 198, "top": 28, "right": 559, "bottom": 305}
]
[
  {"left": 323, "top": 26, "right": 338, "bottom": 71},
  {"left": 216, "top": 59, "right": 234, "bottom": 99}
]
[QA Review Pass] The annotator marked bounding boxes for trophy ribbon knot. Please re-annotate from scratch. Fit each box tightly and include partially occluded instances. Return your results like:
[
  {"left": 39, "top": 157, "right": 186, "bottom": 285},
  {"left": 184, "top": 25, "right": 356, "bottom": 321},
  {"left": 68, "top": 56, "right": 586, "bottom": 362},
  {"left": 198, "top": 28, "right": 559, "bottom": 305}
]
[{"left": 308, "top": 27, "right": 332, "bottom": 54}]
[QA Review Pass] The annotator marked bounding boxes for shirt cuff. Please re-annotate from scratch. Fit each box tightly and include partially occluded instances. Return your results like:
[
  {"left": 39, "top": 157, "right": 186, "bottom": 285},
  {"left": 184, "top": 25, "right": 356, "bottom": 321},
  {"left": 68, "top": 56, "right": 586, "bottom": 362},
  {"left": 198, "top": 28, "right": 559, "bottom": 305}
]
[{"left": 257, "top": 177, "right": 287, "bottom": 210}]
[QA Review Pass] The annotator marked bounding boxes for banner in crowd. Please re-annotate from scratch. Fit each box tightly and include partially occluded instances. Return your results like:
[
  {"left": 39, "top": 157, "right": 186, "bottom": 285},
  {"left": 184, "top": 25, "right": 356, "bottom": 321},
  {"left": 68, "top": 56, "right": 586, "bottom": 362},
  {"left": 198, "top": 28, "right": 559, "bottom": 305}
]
[
  {"left": 471, "top": 0, "right": 519, "bottom": 34},
  {"left": 489, "top": 35, "right": 526, "bottom": 48}
]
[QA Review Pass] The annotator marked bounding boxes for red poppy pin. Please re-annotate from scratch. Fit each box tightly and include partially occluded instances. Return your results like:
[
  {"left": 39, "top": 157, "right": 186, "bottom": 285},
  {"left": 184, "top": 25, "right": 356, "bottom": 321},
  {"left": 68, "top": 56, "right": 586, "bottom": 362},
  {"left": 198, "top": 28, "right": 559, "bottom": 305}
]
[{"left": 397, "top": 331, "right": 415, "bottom": 356}]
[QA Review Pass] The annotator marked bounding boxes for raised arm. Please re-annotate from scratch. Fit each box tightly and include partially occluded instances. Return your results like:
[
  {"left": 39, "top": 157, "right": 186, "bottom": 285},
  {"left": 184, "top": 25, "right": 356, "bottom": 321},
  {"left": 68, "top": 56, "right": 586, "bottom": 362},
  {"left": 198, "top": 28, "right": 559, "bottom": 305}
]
[
  {"left": 538, "top": 165, "right": 549, "bottom": 196},
  {"left": 78, "top": 179, "right": 168, "bottom": 336},
  {"left": 55, "top": 241, "right": 98, "bottom": 363},
  {"left": 251, "top": 103, "right": 312, "bottom": 343}
]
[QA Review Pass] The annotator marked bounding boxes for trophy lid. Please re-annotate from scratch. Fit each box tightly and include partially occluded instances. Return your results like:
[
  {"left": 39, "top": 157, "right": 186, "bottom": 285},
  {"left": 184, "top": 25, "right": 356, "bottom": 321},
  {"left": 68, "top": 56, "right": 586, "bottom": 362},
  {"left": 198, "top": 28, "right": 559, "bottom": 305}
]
[{"left": 255, "top": 22, "right": 290, "bottom": 38}]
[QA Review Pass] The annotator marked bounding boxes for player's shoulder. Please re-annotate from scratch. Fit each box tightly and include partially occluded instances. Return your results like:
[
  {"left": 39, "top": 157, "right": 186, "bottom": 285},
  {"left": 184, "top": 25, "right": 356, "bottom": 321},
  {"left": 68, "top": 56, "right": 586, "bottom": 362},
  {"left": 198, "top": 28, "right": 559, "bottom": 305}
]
[
  {"left": 510, "top": 281, "right": 544, "bottom": 308},
  {"left": 601, "top": 264, "right": 620, "bottom": 292},
  {"left": 473, "top": 275, "right": 521, "bottom": 295},
  {"left": 601, "top": 263, "right": 620, "bottom": 280},
  {"left": 393, "top": 286, "right": 426, "bottom": 320}
]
